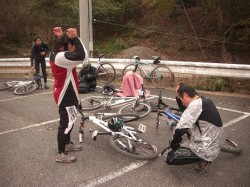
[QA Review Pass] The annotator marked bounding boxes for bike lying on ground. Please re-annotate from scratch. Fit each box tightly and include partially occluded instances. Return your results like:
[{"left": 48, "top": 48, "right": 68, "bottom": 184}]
[
  {"left": 80, "top": 85, "right": 155, "bottom": 120},
  {"left": 78, "top": 106, "right": 158, "bottom": 160},
  {"left": 155, "top": 89, "right": 241, "bottom": 155},
  {"left": 122, "top": 56, "right": 174, "bottom": 89},
  {"left": 96, "top": 54, "right": 116, "bottom": 84},
  {"left": 0, "top": 76, "right": 39, "bottom": 95}
]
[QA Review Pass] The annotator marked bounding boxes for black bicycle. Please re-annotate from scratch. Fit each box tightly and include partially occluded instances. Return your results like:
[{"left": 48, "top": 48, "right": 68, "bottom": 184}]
[{"left": 97, "top": 54, "right": 116, "bottom": 84}]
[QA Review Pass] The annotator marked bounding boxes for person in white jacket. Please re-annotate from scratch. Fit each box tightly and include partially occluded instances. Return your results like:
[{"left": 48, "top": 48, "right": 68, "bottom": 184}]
[{"left": 165, "top": 83, "right": 225, "bottom": 174}]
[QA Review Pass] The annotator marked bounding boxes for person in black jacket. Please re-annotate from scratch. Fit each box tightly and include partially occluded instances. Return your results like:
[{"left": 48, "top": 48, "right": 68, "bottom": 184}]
[
  {"left": 30, "top": 36, "right": 50, "bottom": 89},
  {"left": 78, "top": 61, "right": 98, "bottom": 93}
]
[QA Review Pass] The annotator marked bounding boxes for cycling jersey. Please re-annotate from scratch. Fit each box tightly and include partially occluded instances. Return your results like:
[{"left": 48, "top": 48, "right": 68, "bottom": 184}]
[{"left": 49, "top": 37, "right": 87, "bottom": 107}]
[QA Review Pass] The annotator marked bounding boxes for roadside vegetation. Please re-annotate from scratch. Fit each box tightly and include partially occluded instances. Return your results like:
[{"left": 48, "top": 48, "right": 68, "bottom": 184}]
[{"left": 0, "top": 0, "right": 249, "bottom": 93}]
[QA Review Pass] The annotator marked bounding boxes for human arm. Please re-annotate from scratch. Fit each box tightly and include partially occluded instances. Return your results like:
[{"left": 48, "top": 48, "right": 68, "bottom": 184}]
[
  {"left": 64, "top": 28, "right": 85, "bottom": 61},
  {"left": 40, "top": 43, "right": 50, "bottom": 56},
  {"left": 85, "top": 67, "right": 98, "bottom": 81},
  {"left": 176, "top": 96, "right": 186, "bottom": 113},
  {"left": 170, "top": 128, "right": 189, "bottom": 150},
  {"left": 170, "top": 98, "right": 203, "bottom": 149},
  {"left": 78, "top": 68, "right": 85, "bottom": 82},
  {"left": 30, "top": 46, "right": 35, "bottom": 67}
]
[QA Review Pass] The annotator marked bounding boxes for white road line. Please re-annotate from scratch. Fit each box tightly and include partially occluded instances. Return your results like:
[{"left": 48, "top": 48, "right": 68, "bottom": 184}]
[
  {"left": 0, "top": 118, "right": 59, "bottom": 136},
  {"left": 79, "top": 161, "right": 147, "bottom": 187},
  {"left": 224, "top": 114, "right": 250, "bottom": 127},
  {"left": 0, "top": 91, "right": 52, "bottom": 103},
  {"left": 216, "top": 106, "right": 250, "bottom": 115}
]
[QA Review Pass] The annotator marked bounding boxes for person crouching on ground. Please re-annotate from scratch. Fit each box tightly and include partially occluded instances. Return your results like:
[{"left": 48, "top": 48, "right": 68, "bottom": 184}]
[
  {"left": 78, "top": 61, "right": 98, "bottom": 93},
  {"left": 163, "top": 83, "right": 225, "bottom": 173}
]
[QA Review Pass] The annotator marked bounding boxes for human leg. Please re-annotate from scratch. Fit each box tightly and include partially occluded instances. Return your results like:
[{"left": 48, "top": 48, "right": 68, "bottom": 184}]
[
  {"left": 164, "top": 147, "right": 201, "bottom": 165},
  {"left": 56, "top": 105, "right": 80, "bottom": 163},
  {"left": 41, "top": 60, "right": 48, "bottom": 88},
  {"left": 163, "top": 147, "right": 212, "bottom": 173},
  {"left": 35, "top": 60, "right": 40, "bottom": 74}
]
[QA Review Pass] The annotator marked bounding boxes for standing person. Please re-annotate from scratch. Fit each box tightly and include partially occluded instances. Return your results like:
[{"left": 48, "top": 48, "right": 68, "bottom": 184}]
[
  {"left": 50, "top": 27, "right": 88, "bottom": 163},
  {"left": 78, "top": 61, "right": 98, "bottom": 93},
  {"left": 163, "top": 83, "right": 225, "bottom": 173},
  {"left": 30, "top": 36, "right": 50, "bottom": 89}
]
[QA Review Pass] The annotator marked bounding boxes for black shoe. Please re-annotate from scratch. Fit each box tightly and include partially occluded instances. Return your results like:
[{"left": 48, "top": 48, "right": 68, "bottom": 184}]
[{"left": 195, "top": 160, "right": 212, "bottom": 174}]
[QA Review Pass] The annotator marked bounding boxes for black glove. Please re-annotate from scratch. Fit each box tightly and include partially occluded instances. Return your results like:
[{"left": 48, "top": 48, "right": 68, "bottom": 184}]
[
  {"left": 79, "top": 77, "right": 84, "bottom": 82},
  {"left": 170, "top": 141, "right": 180, "bottom": 150}
]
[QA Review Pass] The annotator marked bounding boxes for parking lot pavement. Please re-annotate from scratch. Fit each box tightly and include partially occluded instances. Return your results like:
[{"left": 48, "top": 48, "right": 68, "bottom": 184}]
[{"left": 0, "top": 79, "right": 250, "bottom": 187}]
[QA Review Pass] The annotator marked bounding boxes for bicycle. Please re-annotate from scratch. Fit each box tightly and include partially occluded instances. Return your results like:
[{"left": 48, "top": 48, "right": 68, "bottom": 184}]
[
  {"left": 96, "top": 54, "right": 116, "bottom": 84},
  {"left": 122, "top": 56, "right": 174, "bottom": 89},
  {"left": 77, "top": 106, "right": 158, "bottom": 160},
  {"left": 155, "top": 89, "right": 241, "bottom": 155},
  {"left": 0, "top": 76, "right": 38, "bottom": 95},
  {"left": 80, "top": 85, "right": 155, "bottom": 120}
]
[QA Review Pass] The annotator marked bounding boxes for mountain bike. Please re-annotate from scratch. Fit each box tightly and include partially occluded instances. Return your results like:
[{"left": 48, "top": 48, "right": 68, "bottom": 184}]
[
  {"left": 0, "top": 76, "right": 38, "bottom": 95},
  {"left": 80, "top": 85, "right": 155, "bottom": 120},
  {"left": 97, "top": 54, "right": 116, "bottom": 84},
  {"left": 155, "top": 89, "right": 241, "bottom": 155},
  {"left": 77, "top": 107, "right": 158, "bottom": 160},
  {"left": 122, "top": 56, "right": 174, "bottom": 89}
]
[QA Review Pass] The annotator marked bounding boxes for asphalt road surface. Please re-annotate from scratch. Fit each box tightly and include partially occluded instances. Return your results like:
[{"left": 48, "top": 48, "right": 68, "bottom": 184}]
[{"left": 0, "top": 78, "right": 249, "bottom": 187}]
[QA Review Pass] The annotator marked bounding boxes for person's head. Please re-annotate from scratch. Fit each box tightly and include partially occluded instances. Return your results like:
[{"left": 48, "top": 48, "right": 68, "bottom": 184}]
[
  {"left": 83, "top": 61, "right": 91, "bottom": 70},
  {"left": 33, "top": 36, "right": 41, "bottom": 46},
  {"left": 176, "top": 83, "right": 199, "bottom": 107},
  {"left": 54, "top": 34, "right": 75, "bottom": 52}
]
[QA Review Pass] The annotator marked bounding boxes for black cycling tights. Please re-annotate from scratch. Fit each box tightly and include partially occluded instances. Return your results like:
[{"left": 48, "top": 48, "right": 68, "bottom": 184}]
[
  {"left": 35, "top": 60, "right": 47, "bottom": 83},
  {"left": 57, "top": 107, "right": 74, "bottom": 153}
]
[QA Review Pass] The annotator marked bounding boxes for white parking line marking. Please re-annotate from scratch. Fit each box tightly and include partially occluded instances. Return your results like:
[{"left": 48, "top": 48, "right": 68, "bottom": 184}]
[
  {"left": 0, "top": 91, "right": 52, "bottom": 103},
  {"left": 0, "top": 118, "right": 59, "bottom": 136},
  {"left": 224, "top": 114, "right": 250, "bottom": 127},
  {"left": 79, "top": 161, "right": 147, "bottom": 187}
]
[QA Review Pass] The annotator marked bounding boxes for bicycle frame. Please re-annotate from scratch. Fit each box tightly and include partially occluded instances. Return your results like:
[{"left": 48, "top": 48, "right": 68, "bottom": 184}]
[
  {"left": 83, "top": 90, "right": 157, "bottom": 110},
  {"left": 5, "top": 77, "right": 32, "bottom": 89},
  {"left": 133, "top": 60, "right": 158, "bottom": 79},
  {"left": 78, "top": 112, "right": 146, "bottom": 142}
]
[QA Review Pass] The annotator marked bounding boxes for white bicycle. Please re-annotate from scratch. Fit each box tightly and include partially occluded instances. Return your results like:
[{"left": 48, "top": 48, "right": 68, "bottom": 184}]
[
  {"left": 0, "top": 76, "right": 38, "bottom": 95},
  {"left": 78, "top": 107, "right": 158, "bottom": 160},
  {"left": 80, "top": 85, "right": 156, "bottom": 120}
]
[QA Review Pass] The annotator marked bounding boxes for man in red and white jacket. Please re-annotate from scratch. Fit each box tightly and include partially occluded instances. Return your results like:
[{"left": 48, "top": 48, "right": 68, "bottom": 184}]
[{"left": 50, "top": 27, "right": 88, "bottom": 163}]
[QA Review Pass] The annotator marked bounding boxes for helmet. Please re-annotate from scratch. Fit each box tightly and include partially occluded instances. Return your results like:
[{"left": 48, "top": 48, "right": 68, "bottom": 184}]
[
  {"left": 83, "top": 61, "right": 91, "bottom": 70},
  {"left": 108, "top": 117, "right": 124, "bottom": 132},
  {"left": 102, "top": 84, "right": 115, "bottom": 96}
]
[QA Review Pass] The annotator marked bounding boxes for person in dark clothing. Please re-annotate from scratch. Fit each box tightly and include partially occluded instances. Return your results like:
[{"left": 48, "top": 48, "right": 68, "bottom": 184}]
[
  {"left": 163, "top": 83, "right": 225, "bottom": 174},
  {"left": 50, "top": 27, "right": 88, "bottom": 163},
  {"left": 30, "top": 36, "right": 50, "bottom": 89},
  {"left": 78, "top": 61, "right": 98, "bottom": 93}
]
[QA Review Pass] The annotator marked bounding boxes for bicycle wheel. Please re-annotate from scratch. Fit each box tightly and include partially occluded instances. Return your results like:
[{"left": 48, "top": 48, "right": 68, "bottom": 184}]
[
  {"left": 102, "top": 113, "right": 140, "bottom": 123},
  {"left": 122, "top": 64, "right": 143, "bottom": 77},
  {"left": 98, "top": 63, "right": 116, "bottom": 84},
  {"left": 14, "top": 83, "right": 36, "bottom": 95},
  {"left": 0, "top": 83, "right": 12, "bottom": 91},
  {"left": 118, "top": 102, "right": 151, "bottom": 119},
  {"left": 221, "top": 139, "right": 241, "bottom": 155},
  {"left": 151, "top": 65, "right": 174, "bottom": 89},
  {"left": 110, "top": 134, "right": 158, "bottom": 160},
  {"left": 81, "top": 96, "right": 106, "bottom": 111}
]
